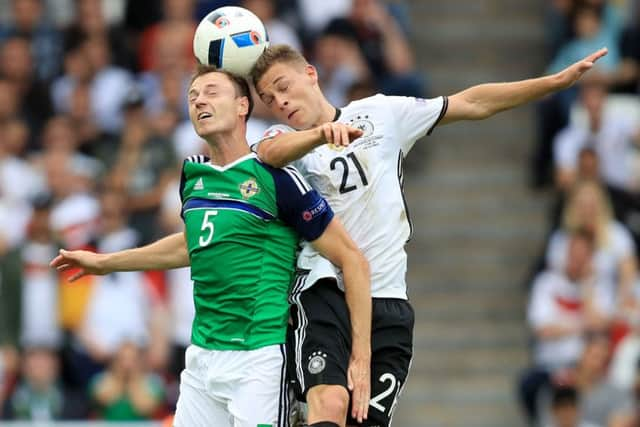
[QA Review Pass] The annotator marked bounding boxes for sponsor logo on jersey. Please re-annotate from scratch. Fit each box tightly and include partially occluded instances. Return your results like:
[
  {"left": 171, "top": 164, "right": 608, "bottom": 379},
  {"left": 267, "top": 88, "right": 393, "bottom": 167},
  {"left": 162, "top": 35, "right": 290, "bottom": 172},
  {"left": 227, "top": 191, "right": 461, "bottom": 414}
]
[
  {"left": 308, "top": 351, "right": 327, "bottom": 374},
  {"left": 239, "top": 178, "right": 260, "bottom": 199},
  {"left": 302, "top": 199, "right": 327, "bottom": 222},
  {"left": 348, "top": 115, "right": 375, "bottom": 137},
  {"left": 194, "top": 177, "right": 204, "bottom": 190}
]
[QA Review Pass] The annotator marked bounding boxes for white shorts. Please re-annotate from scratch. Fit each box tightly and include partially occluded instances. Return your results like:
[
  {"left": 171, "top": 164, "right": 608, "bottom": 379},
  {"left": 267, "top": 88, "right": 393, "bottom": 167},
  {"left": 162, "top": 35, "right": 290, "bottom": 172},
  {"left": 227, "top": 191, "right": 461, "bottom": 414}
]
[{"left": 174, "top": 344, "right": 290, "bottom": 427}]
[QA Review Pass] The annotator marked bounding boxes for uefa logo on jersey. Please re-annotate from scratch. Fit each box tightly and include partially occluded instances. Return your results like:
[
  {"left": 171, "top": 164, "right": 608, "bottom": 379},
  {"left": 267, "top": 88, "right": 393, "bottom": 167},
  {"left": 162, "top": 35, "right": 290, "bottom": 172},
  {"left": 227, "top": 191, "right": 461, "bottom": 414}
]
[
  {"left": 348, "top": 115, "right": 375, "bottom": 138},
  {"left": 239, "top": 178, "right": 260, "bottom": 199},
  {"left": 308, "top": 351, "right": 327, "bottom": 374}
]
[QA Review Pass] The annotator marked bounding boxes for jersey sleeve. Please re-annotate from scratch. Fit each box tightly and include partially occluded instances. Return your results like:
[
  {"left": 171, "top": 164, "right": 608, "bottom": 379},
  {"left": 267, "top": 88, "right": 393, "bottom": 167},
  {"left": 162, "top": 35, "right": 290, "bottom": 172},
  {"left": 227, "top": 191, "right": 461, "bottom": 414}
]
[
  {"left": 267, "top": 164, "right": 334, "bottom": 242},
  {"left": 385, "top": 95, "right": 448, "bottom": 154},
  {"left": 250, "top": 124, "right": 296, "bottom": 153}
]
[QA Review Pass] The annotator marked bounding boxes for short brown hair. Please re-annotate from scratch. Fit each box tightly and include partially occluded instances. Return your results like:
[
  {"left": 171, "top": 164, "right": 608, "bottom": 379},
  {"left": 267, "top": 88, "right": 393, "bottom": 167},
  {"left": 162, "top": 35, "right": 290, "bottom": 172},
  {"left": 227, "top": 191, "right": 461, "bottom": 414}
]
[
  {"left": 189, "top": 64, "right": 254, "bottom": 122},
  {"left": 249, "top": 44, "right": 308, "bottom": 88}
]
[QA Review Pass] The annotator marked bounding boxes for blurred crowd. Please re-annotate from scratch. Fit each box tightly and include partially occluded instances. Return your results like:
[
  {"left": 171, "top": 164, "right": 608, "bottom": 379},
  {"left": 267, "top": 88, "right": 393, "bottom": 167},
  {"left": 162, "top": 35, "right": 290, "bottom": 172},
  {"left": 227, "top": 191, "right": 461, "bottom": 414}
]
[
  {"left": 0, "top": 0, "right": 425, "bottom": 421},
  {"left": 521, "top": 1, "right": 640, "bottom": 426}
]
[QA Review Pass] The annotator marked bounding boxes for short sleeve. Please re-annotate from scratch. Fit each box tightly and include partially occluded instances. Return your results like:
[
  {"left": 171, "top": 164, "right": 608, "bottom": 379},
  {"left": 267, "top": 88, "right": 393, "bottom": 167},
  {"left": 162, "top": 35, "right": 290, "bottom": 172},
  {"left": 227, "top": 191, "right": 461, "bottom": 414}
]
[
  {"left": 545, "top": 230, "right": 568, "bottom": 272},
  {"left": 267, "top": 164, "right": 334, "bottom": 241},
  {"left": 610, "top": 221, "right": 636, "bottom": 260},
  {"left": 527, "top": 273, "right": 555, "bottom": 328},
  {"left": 553, "top": 127, "right": 584, "bottom": 170},
  {"left": 250, "top": 124, "right": 296, "bottom": 153},
  {"left": 384, "top": 95, "right": 448, "bottom": 154}
]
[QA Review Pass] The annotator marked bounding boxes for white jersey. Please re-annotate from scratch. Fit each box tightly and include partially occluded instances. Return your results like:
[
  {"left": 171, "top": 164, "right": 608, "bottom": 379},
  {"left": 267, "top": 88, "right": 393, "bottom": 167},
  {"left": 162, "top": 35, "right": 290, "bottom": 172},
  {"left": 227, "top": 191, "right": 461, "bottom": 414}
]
[{"left": 261, "top": 94, "right": 448, "bottom": 299}]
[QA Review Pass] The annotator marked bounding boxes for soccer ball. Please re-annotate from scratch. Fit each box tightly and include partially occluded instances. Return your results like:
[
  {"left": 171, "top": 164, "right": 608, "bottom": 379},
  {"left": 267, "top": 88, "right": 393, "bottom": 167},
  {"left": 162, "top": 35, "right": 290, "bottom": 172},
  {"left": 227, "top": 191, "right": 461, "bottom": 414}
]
[{"left": 193, "top": 6, "right": 269, "bottom": 77}]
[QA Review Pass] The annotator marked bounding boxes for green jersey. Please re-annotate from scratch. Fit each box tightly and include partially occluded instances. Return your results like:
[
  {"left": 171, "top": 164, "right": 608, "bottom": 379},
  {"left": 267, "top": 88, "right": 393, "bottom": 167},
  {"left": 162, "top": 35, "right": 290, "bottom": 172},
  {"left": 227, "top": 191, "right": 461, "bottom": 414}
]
[{"left": 180, "top": 153, "right": 333, "bottom": 351}]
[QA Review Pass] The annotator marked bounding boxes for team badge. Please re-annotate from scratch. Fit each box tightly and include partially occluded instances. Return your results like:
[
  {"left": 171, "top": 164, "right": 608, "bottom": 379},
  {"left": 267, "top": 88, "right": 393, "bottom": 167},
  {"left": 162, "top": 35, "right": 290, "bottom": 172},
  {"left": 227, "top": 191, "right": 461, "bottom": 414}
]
[
  {"left": 348, "top": 115, "right": 375, "bottom": 137},
  {"left": 308, "top": 351, "right": 327, "bottom": 374},
  {"left": 239, "top": 178, "right": 260, "bottom": 199}
]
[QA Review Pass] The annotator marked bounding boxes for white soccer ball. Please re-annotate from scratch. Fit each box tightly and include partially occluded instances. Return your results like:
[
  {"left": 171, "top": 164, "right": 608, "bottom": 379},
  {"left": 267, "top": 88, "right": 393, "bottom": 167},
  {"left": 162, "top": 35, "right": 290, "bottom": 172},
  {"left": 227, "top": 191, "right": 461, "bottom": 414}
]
[{"left": 193, "top": 6, "right": 269, "bottom": 77}]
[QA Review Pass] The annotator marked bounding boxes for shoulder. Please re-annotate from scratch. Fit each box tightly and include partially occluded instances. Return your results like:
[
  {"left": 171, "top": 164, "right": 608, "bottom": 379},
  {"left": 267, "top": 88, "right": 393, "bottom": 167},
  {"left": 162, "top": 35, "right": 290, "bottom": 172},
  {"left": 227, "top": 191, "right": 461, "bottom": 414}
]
[
  {"left": 532, "top": 270, "right": 562, "bottom": 291},
  {"left": 256, "top": 161, "right": 312, "bottom": 193},
  {"left": 609, "top": 220, "right": 634, "bottom": 243},
  {"left": 183, "top": 155, "right": 210, "bottom": 164},
  {"left": 262, "top": 124, "right": 296, "bottom": 140}
]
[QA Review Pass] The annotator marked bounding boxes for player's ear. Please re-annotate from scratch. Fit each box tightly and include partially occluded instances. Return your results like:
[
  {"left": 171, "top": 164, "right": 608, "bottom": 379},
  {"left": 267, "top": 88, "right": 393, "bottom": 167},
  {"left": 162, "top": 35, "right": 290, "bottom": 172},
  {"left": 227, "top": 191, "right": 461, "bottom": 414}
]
[
  {"left": 305, "top": 64, "right": 319, "bottom": 84},
  {"left": 237, "top": 96, "right": 250, "bottom": 118}
]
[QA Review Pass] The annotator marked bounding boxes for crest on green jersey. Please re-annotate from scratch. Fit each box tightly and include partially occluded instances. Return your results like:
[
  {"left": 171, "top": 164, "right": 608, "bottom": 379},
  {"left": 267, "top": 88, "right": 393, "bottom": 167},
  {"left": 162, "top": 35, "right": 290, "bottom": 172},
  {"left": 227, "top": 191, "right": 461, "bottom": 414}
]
[{"left": 239, "top": 178, "right": 260, "bottom": 199}]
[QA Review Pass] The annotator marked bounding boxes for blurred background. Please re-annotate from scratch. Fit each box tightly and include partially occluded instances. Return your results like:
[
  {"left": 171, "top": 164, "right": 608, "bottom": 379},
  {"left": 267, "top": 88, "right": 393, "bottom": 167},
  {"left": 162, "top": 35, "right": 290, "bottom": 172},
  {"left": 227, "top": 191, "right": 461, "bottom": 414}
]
[{"left": 0, "top": 0, "right": 639, "bottom": 426}]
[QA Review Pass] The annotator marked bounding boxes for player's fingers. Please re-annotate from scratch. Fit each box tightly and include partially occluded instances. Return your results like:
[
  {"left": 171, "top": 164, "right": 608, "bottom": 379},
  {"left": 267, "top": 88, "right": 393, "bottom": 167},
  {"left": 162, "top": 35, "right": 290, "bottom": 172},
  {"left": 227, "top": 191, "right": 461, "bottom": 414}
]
[
  {"left": 56, "top": 263, "right": 74, "bottom": 272},
  {"left": 588, "top": 47, "right": 608, "bottom": 63},
  {"left": 322, "top": 124, "right": 332, "bottom": 144},
  {"left": 331, "top": 123, "right": 340, "bottom": 146},
  {"left": 49, "top": 254, "right": 65, "bottom": 267},
  {"left": 350, "top": 127, "right": 364, "bottom": 141},
  {"left": 68, "top": 270, "right": 86, "bottom": 282},
  {"left": 339, "top": 124, "right": 350, "bottom": 146}
]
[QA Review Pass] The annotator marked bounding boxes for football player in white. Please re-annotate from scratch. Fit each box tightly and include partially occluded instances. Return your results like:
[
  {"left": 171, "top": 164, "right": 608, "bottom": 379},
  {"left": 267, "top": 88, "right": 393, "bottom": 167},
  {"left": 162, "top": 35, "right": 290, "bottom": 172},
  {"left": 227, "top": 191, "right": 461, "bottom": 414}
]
[{"left": 249, "top": 45, "right": 608, "bottom": 427}]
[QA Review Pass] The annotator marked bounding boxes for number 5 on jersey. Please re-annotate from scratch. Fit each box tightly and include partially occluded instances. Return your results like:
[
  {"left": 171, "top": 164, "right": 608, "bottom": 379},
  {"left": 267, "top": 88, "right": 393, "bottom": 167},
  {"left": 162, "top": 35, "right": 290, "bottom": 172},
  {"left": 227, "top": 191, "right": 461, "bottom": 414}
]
[{"left": 199, "top": 210, "right": 218, "bottom": 247}]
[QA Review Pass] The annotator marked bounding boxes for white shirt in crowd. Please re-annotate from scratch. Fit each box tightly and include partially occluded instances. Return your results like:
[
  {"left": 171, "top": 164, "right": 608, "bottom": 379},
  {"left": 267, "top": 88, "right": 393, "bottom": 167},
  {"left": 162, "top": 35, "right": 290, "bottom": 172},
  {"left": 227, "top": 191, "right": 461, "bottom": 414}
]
[
  {"left": 261, "top": 94, "right": 447, "bottom": 299},
  {"left": 546, "top": 221, "right": 636, "bottom": 303},
  {"left": 20, "top": 241, "right": 61, "bottom": 349},
  {"left": 553, "top": 113, "right": 639, "bottom": 192},
  {"left": 82, "top": 228, "right": 151, "bottom": 354},
  {"left": 528, "top": 270, "right": 614, "bottom": 370}
]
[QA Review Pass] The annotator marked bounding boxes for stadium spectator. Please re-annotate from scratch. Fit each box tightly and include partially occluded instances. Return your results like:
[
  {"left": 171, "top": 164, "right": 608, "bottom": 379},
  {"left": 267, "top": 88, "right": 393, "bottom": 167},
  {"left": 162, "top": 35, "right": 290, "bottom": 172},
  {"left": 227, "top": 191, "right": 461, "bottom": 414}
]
[
  {"left": 76, "top": 188, "right": 166, "bottom": 378},
  {"left": 553, "top": 80, "right": 640, "bottom": 194},
  {"left": 137, "top": 0, "right": 196, "bottom": 73},
  {"left": 545, "top": 385, "right": 599, "bottom": 427},
  {"left": 0, "top": 36, "right": 54, "bottom": 150},
  {"left": 568, "top": 333, "right": 634, "bottom": 426},
  {"left": 0, "top": 0, "right": 63, "bottom": 81},
  {"left": 546, "top": 180, "right": 638, "bottom": 314},
  {"left": 65, "top": 0, "right": 137, "bottom": 72},
  {"left": 520, "top": 229, "right": 613, "bottom": 424},
  {"left": 107, "top": 92, "right": 177, "bottom": 244},
  {"left": 324, "top": 0, "right": 425, "bottom": 97},
  {"left": 548, "top": 2, "right": 622, "bottom": 76},
  {"left": 89, "top": 341, "right": 165, "bottom": 421},
  {"left": 241, "top": 0, "right": 302, "bottom": 51},
  {"left": 312, "top": 25, "right": 372, "bottom": 107},
  {"left": 2, "top": 346, "right": 86, "bottom": 420},
  {"left": 19, "top": 195, "right": 61, "bottom": 350}
]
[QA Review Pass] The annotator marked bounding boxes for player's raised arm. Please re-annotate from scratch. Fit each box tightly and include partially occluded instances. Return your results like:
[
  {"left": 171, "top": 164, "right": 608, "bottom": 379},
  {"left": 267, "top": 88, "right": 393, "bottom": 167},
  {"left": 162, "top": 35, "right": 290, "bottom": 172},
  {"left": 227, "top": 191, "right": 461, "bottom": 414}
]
[
  {"left": 310, "top": 217, "right": 372, "bottom": 423},
  {"left": 440, "top": 47, "right": 608, "bottom": 125},
  {"left": 255, "top": 123, "right": 363, "bottom": 168},
  {"left": 50, "top": 232, "right": 190, "bottom": 282}
]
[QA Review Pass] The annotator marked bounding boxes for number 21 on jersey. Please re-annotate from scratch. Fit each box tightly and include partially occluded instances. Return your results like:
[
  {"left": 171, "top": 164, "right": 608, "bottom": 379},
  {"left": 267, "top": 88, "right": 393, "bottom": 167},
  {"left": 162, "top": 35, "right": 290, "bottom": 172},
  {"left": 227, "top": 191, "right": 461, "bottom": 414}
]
[
  {"left": 199, "top": 210, "right": 218, "bottom": 247},
  {"left": 330, "top": 152, "right": 369, "bottom": 194}
]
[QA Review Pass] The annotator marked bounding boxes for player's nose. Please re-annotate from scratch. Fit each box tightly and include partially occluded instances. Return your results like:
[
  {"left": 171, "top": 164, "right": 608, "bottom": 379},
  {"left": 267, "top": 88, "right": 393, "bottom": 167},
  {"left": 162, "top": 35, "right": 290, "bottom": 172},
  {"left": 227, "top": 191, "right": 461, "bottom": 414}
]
[{"left": 275, "top": 94, "right": 288, "bottom": 110}]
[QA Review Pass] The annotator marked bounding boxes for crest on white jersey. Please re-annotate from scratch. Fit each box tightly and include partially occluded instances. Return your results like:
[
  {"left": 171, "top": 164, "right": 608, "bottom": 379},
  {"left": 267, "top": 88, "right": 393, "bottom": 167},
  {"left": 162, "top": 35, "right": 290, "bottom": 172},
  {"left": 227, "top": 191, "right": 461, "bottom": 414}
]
[{"left": 347, "top": 114, "right": 375, "bottom": 137}]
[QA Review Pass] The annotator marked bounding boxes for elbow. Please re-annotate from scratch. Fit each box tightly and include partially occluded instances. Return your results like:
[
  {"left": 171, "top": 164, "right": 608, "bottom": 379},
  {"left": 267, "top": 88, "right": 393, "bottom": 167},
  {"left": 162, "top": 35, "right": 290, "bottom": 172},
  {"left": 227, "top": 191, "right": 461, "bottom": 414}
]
[{"left": 259, "top": 142, "right": 287, "bottom": 168}]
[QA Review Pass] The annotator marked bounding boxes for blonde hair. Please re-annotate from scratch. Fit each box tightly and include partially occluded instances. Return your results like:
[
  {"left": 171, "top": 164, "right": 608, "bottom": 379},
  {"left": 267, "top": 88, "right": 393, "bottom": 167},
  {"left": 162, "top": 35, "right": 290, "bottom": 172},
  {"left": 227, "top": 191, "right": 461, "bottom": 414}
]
[
  {"left": 562, "top": 180, "right": 613, "bottom": 248},
  {"left": 249, "top": 44, "right": 308, "bottom": 87}
]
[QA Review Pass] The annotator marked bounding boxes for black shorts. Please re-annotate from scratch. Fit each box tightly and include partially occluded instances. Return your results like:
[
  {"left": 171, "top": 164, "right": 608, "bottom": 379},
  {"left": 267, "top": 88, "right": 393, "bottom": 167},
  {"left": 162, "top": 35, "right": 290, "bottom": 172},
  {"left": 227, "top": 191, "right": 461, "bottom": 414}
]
[{"left": 287, "top": 276, "right": 414, "bottom": 427}]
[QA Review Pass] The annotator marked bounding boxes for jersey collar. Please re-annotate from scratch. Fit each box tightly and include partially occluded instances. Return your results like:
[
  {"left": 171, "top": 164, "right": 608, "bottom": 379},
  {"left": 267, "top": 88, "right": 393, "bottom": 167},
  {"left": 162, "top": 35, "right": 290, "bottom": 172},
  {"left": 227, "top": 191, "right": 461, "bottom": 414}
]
[
  {"left": 332, "top": 107, "right": 341, "bottom": 122},
  {"left": 208, "top": 152, "right": 257, "bottom": 172}
]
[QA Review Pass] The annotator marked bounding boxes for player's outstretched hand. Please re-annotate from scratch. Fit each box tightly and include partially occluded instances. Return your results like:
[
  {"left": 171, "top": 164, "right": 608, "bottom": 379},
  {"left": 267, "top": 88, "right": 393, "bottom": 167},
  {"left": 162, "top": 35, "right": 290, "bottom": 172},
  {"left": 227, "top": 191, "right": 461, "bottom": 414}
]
[
  {"left": 320, "top": 122, "right": 363, "bottom": 148},
  {"left": 348, "top": 353, "right": 371, "bottom": 422},
  {"left": 49, "top": 249, "right": 108, "bottom": 282},
  {"left": 556, "top": 47, "right": 608, "bottom": 89}
]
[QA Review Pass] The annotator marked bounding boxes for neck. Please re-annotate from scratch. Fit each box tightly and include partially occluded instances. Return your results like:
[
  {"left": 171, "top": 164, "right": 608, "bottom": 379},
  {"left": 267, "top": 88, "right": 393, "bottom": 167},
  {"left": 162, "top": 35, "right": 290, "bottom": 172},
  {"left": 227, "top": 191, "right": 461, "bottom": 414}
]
[
  {"left": 205, "top": 127, "right": 251, "bottom": 166},
  {"left": 310, "top": 98, "right": 339, "bottom": 128}
]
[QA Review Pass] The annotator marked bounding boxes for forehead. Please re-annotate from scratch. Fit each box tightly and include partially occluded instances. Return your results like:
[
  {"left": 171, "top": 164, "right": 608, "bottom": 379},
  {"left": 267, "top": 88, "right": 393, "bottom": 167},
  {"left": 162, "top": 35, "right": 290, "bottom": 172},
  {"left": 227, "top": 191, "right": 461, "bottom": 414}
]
[
  {"left": 190, "top": 72, "right": 233, "bottom": 91},
  {"left": 258, "top": 62, "right": 300, "bottom": 89}
]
